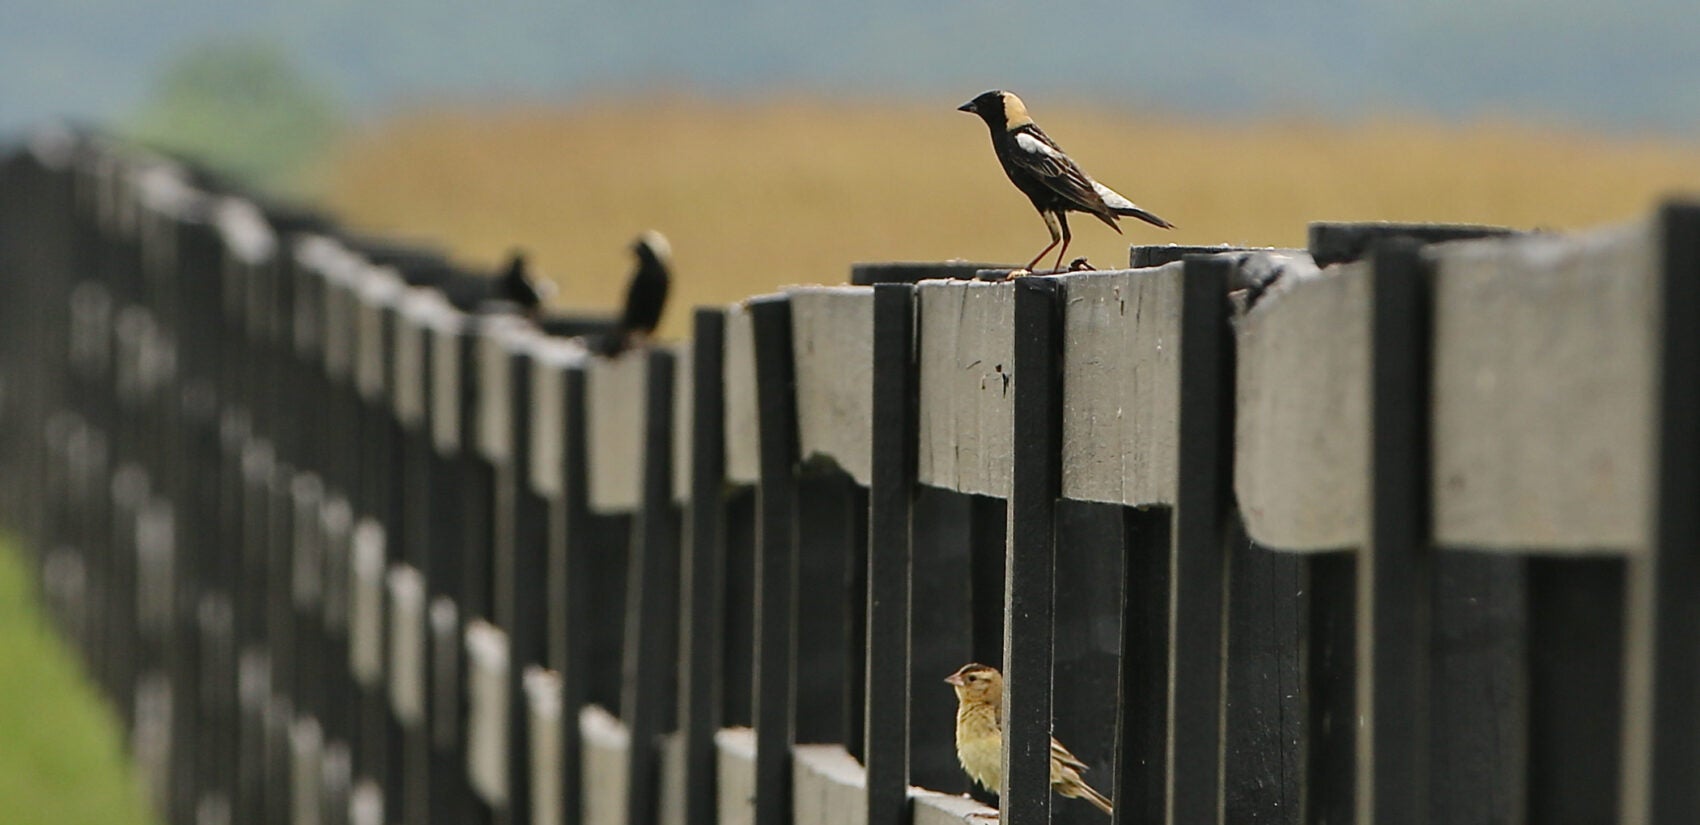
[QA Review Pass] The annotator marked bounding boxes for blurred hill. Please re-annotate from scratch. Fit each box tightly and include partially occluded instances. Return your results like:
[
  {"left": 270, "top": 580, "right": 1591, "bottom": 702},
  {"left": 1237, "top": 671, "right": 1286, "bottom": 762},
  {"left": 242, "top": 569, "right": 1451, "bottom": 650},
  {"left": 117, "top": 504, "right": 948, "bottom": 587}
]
[
  {"left": 4, "top": 1, "right": 1699, "bottom": 136},
  {"left": 320, "top": 99, "right": 1700, "bottom": 339}
]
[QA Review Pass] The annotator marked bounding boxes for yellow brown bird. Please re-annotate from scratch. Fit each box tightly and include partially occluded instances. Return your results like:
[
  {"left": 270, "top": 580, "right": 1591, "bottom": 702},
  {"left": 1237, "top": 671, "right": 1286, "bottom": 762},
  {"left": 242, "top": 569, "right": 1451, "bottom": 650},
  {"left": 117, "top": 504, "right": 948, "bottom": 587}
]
[
  {"left": 945, "top": 663, "right": 1113, "bottom": 815},
  {"left": 957, "top": 90, "right": 1173, "bottom": 274}
]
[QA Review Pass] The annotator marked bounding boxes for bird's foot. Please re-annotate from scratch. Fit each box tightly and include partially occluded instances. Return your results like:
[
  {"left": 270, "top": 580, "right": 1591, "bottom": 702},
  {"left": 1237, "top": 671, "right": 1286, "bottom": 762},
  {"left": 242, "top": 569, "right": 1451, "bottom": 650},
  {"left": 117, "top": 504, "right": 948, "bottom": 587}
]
[
  {"left": 966, "top": 811, "right": 1001, "bottom": 822},
  {"left": 1000, "top": 268, "right": 1033, "bottom": 281},
  {"left": 1067, "top": 256, "right": 1096, "bottom": 272}
]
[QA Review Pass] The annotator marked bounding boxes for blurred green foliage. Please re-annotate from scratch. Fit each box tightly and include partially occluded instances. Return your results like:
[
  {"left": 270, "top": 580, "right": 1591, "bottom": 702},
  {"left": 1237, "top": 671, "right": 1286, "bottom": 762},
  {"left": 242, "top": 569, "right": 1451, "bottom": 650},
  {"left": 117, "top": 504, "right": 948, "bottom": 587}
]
[
  {"left": 127, "top": 37, "right": 343, "bottom": 191},
  {"left": 0, "top": 536, "right": 157, "bottom": 825}
]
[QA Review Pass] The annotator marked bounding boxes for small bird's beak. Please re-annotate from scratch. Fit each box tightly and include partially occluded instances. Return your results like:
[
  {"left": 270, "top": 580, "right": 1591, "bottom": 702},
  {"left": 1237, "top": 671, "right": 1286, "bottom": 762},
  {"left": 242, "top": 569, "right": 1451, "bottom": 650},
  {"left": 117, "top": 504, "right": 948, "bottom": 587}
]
[
  {"left": 944, "top": 673, "right": 965, "bottom": 686},
  {"left": 957, "top": 100, "right": 977, "bottom": 114}
]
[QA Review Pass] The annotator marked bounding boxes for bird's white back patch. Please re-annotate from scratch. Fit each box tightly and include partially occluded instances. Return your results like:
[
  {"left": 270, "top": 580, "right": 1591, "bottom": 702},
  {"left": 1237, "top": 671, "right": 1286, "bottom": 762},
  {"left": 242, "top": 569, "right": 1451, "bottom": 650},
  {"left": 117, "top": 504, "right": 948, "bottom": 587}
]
[{"left": 1014, "top": 132, "right": 1061, "bottom": 158}]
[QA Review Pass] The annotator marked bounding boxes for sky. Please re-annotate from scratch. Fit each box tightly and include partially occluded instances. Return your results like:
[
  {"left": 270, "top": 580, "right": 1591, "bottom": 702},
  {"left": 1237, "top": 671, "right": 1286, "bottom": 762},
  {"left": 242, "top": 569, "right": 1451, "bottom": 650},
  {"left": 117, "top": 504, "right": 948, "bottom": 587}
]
[{"left": 3, "top": 0, "right": 1698, "bottom": 135}]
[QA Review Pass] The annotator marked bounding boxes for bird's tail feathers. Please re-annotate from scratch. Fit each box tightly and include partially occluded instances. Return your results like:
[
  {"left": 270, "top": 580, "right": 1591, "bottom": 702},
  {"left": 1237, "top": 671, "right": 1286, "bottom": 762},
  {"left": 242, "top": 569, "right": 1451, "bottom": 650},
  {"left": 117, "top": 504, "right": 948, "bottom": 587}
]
[
  {"left": 1113, "top": 203, "right": 1175, "bottom": 230},
  {"left": 1091, "top": 180, "right": 1175, "bottom": 230},
  {"left": 1077, "top": 782, "right": 1113, "bottom": 815}
]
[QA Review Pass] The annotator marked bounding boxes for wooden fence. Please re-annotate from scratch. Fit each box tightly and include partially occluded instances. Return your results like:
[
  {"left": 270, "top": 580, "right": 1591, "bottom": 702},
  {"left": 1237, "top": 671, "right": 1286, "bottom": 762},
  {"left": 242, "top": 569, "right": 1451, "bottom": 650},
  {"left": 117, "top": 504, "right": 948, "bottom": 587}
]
[{"left": 1, "top": 130, "right": 1696, "bottom": 825}]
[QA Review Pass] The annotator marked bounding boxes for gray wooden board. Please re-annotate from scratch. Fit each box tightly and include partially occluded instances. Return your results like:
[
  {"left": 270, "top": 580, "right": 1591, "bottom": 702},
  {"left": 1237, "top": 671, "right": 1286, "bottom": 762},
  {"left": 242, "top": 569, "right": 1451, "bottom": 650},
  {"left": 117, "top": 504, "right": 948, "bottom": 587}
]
[
  {"left": 916, "top": 279, "right": 1015, "bottom": 497},
  {"left": 580, "top": 705, "right": 631, "bottom": 825},
  {"left": 1428, "top": 223, "right": 1655, "bottom": 554},
  {"left": 428, "top": 310, "right": 465, "bottom": 453},
  {"left": 392, "top": 289, "right": 445, "bottom": 429},
  {"left": 659, "top": 730, "right": 688, "bottom": 825},
  {"left": 723, "top": 303, "right": 762, "bottom": 485},
  {"left": 911, "top": 791, "right": 998, "bottom": 825},
  {"left": 1235, "top": 260, "right": 1371, "bottom": 552},
  {"left": 529, "top": 338, "right": 588, "bottom": 498},
  {"left": 475, "top": 316, "right": 531, "bottom": 463},
  {"left": 309, "top": 239, "right": 359, "bottom": 382},
  {"left": 355, "top": 267, "right": 404, "bottom": 403},
  {"left": 1056, "top": 264, "right": 1183, "bottom": 507},
  {"left": 716, "top": 727, "right": 757, "bottom": 825},
  {"left": 792, "top": 744, "right": 868, "bottom": 825},
  {"left": 211, "top": 195, "right": 274, "bottom": 266},
  {"left": 586, "top": 347, "right": 651, "bottom": 513},
  {"left": 789, "top": 286, "right": 876, "bottom": 485}
]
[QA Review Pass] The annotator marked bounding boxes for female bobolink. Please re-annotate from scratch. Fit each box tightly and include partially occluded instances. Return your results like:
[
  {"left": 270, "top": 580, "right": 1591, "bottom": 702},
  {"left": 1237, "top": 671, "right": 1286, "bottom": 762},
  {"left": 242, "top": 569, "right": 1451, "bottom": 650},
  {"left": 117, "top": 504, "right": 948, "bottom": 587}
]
[
  {"left": 946, "top": 663, "right": 1113, "bottom": 815},
  {"left": 958, "top": 90, "right": 1172, "bottom": 274}
]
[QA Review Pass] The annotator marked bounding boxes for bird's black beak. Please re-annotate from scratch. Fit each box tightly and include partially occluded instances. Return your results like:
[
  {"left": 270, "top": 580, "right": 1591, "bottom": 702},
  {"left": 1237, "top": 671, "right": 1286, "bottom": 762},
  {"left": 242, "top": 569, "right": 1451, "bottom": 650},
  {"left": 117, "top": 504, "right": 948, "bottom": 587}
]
[{"left": 957, "top": 100, "right": 977, "bottom": 114}]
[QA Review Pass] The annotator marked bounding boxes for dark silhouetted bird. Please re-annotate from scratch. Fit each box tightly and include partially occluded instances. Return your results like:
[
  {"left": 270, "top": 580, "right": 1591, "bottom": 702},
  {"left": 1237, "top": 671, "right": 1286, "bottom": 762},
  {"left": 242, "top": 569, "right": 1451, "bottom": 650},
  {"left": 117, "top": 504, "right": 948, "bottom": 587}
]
[
  {"left": 958, "top": 90, "right": 1172, "bottom": 274},
  {"left": 598, "top": 231, "right": 672, "bottom": 356},
  {"left": 496, "top": 249, "right": 551, "bottom": 317}
]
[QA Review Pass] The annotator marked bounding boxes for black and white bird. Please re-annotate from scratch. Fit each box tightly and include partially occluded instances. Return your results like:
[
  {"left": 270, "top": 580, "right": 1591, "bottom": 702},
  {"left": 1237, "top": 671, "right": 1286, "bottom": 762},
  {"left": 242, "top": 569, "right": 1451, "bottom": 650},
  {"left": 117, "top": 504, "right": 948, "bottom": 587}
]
[
  {"left": 496, "top": 249, "right": 552, "bottom": 317},
  {"left": 598, "top": 231, "right": 672, "bottom": 356},
  {"left": 958, "top": 90, "right": 1172, "bottom": 274}
]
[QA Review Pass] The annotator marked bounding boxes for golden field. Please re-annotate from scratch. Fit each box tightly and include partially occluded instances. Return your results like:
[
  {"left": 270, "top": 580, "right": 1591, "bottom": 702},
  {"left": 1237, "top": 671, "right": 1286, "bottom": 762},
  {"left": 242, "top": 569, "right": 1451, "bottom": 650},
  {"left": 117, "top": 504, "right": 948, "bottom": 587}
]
[{"left": 318, "top": 98, "right": 1700, "bottom": 337}]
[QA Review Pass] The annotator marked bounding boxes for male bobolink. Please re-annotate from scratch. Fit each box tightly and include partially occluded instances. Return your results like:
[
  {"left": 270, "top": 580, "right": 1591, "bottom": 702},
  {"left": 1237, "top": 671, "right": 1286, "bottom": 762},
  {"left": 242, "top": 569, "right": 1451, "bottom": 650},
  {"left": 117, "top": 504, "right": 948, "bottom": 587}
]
[
  {"left": 598, "top": 231, "right": 672, "bottom": 356},
  {"left": 946, "top": 663, "right": 1113, "bottom": 815},
  {"left": 958, "top": 90, "right": 1172, "bottom": 274},
  {"left": 497, "top": 249, "right": 551, "bottom": 317}
]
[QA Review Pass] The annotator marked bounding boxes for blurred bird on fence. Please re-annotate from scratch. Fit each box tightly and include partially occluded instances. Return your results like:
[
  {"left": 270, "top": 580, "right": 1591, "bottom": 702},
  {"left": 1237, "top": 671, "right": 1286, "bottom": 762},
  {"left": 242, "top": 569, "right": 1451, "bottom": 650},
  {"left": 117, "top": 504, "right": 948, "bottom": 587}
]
[
  {"left": 596, "top": 231, "right": 672, "bottom": 356},
  {"left": 946, "top": 663, "right": 1113, "bottom": 815},
  {"left": 958, "top": 90, "right": 1172, "bottom": 275},
  {"left": 495, "top": 249, "right": 553, "bottom": 318}
]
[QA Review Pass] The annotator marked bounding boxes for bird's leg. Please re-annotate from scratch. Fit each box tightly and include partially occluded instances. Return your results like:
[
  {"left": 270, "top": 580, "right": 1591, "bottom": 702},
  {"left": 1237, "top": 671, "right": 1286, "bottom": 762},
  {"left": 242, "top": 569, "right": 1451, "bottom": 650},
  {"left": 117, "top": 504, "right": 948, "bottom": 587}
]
[
  {"left": 1051, "top": 213, "right": 1072, "bottom": 274},
  {"left": 1019, "top": 211, "right": 1064, "bottom": 276}
]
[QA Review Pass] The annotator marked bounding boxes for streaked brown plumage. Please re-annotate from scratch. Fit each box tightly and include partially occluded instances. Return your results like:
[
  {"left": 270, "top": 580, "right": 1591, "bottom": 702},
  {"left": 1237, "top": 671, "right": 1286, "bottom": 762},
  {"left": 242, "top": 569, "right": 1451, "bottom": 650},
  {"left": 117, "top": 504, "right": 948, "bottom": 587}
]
[
  {"left": 945, "top": 663, "right": 1113, "bottom": 815},
  {"left": 958, "top": 90, "right": 1172, "bottom": 275}
]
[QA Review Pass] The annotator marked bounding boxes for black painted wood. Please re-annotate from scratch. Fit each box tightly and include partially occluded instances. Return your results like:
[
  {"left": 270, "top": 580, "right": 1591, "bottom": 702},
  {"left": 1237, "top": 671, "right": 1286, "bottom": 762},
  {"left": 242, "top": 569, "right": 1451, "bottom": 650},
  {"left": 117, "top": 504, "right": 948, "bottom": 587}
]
[
  {"left": 849, "top": 261, "right": 1010, "bottom": 285},
  {"left": 1168, "top": 255, "right": 1233, "bottom": 825},
  {"left": 549, "top": 362, "right": 593, "bottom": 825},
  {"left": 1222, "top": 522, "right": 1305, "bottom": 825},
  {"left": 1648, "top": 200, "right": 1700, "bottom": 824},
  {"left": 679, "top": 308, "right": 728, "bottom": 825},
  {"left": 794, "top": 470, "right": 858, "bottom": 746},
  {"left": 1308, "top": 222, "right": 1517, "bottom": 267},
  {"left": 1526, "top": 558, "right": 1623, "bottom": 824},
  {"left": 501, "top": 343, "right": 548, "bottom": 825},
  {"left": 750, "top": 294, "right": 800, "bottom": 825},
  {"left": 909, "top": 487, "right": 976, "bottom": 796},
  {"left": 1112, "top": 507, "right": 1170, "bottom": 825},
  {"left": 969, "top": 494, "right": 1007, "bottom": 673},
  {"left": 865, "top": 283, "right": 916, "bottom": 825},
  {"left": 1360, "top": 238, "right": 1434, "bottom": 825},
  {"left": 1429, "top": 551, "right": 1527, "bottom": 825},
  {"left": 622, "top": 348, "right": 682, "bottom": 825},
  {"left": 1051, "top": 500, "right": 1125, "bottom": 825},
  {"left": 1001, "top": 276, "right": 1063, "bottom": 825},
  {"left": 721, "top": 488, "right": 759, "bottom": 729},
  {"left": 1305, "top": 552, "right": 1356, "bottom": 825}
]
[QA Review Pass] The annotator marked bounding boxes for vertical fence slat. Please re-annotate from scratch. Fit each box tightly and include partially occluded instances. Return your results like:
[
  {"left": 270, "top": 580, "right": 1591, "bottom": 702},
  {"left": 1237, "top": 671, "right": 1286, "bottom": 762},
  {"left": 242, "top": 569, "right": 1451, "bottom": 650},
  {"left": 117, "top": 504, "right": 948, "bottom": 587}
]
[
  {"left": 1645, "top": 201, "right": 1700, "bottom": 824},
  {"left": 865, "top": 283, "right": 916, "bottom": 825},
  {"left": 1359, "top": 238, "right": 1434, "bottom": 825},
  {"left": 623, "top": 348, "right": 682, "bottom": 825},
  {"left": 749, "top": 295, "right": 799, "bottom": 825},
  {"left": 1168, "top": 255, "right": 1232, "bottom": 825},
  {"left": 1001, "top": 276, "right": 1062, "bottom": 825},
  {"left": 679, "top": 308, "right": 728, "bottom": 825}
]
